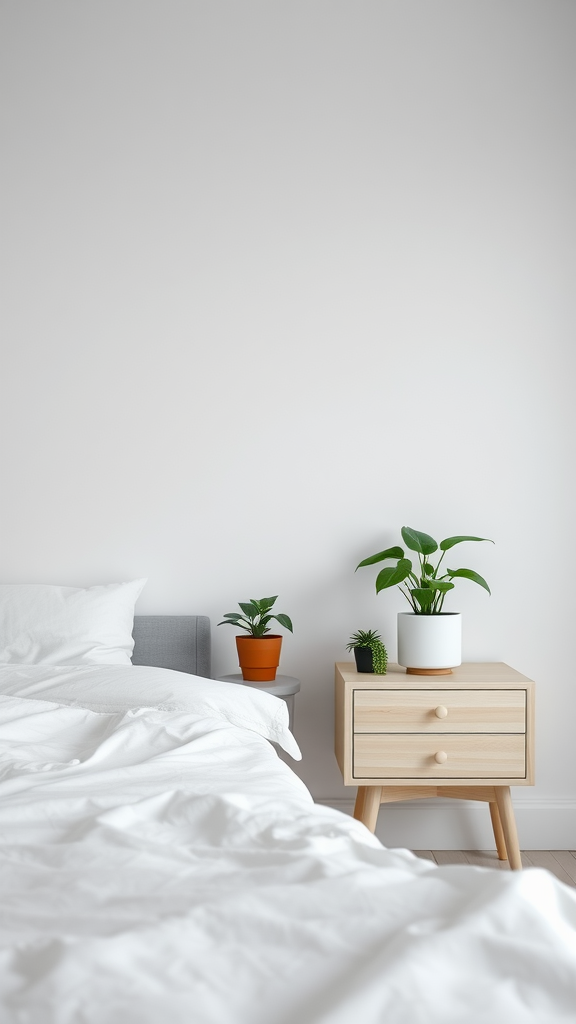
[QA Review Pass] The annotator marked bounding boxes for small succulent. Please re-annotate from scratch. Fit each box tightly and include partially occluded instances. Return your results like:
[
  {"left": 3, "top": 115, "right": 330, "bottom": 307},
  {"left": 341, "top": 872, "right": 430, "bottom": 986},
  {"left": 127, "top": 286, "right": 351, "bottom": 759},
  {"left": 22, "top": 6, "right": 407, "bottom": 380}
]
[
  {"left": 346, "top": 629, "right": 388, "bottom": 674},
  {"left": 218, "top": 596, "right": 293, "bottom": 638}
]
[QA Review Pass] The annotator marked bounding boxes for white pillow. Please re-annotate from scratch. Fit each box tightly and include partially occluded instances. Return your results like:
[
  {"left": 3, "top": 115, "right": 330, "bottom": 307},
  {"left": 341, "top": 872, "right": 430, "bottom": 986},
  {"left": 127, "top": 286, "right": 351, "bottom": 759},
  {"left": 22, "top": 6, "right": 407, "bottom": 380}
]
[{"left": 0, "top": 580, "right": 147, "bottom": 666}]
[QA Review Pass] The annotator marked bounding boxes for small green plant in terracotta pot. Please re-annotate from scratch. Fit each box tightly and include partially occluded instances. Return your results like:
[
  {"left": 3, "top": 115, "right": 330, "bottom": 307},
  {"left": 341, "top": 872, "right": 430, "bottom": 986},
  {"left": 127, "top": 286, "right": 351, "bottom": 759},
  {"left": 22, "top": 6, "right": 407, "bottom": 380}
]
[
  {"left": 346, "top": 629, "right": 388, "bottom": 674},
  {"left": 218, "top": 596, "right": 293, "bottom": 681}
]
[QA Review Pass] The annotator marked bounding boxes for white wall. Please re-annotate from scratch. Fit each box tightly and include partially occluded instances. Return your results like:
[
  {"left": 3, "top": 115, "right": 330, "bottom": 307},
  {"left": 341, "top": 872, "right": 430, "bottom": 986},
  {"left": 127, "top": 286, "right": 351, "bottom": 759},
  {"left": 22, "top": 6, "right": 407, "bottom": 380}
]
[{"left": 1, "top": 1, "right": 575, "bottom": 846}]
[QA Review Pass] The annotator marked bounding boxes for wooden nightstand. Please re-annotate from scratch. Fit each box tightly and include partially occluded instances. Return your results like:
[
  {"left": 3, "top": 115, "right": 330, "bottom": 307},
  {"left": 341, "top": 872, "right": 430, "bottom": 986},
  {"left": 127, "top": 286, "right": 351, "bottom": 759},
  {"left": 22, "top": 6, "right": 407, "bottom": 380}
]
[{"left": 335, "top": 662, "right": 535, "bottom": 870}]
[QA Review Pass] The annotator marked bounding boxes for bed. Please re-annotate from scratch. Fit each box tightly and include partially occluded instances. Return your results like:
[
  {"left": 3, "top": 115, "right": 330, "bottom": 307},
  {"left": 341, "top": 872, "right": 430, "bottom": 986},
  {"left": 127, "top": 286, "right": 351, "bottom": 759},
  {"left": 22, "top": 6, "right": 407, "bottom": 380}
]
[{"left": 0, "top": 587, "right": 575, "bottom": 1023}]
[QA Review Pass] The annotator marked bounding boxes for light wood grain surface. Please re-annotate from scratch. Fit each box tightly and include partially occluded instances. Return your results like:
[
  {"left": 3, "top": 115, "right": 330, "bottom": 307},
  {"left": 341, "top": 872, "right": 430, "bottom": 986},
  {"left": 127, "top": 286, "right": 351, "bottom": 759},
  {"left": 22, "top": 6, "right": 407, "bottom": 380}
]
[
  {"left": 354, "top": 733, "right": 526, "bottom": 779},
  {"left": 335, "top": 661, "right": 535, "bottom": 787},
  {"left": 353, "top": 689, "right": 526, "bottom": 732},
  {"left": 337, "top": 662, "right": 534, "bottom": 686},
  {"left": 412, "top": 850, "right": 576, "bottom": 887}
]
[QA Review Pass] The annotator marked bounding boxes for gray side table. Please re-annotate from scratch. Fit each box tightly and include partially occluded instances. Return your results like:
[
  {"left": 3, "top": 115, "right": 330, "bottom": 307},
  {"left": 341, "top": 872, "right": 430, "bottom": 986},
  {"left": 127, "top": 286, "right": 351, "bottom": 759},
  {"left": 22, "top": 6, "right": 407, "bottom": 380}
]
[{"left": 217, "top": 674, "right": 300, "bottom": 731}]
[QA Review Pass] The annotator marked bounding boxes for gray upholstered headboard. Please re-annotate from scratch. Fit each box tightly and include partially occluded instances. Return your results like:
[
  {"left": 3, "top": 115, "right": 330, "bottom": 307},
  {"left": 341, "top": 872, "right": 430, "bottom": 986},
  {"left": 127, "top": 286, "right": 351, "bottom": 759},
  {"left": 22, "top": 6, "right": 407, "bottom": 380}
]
[{"left": 132, "top": 616, "right": 211, "bottom": 678}]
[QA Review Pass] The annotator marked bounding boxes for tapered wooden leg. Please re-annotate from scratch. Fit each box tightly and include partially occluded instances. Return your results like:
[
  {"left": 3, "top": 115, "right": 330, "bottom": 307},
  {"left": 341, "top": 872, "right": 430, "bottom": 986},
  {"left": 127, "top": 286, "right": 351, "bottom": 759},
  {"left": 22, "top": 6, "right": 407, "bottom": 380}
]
[
  {"left": 353, "top": 786, "right": 382, "bottom": 833},
  {"left": 489, "top": 801, "right": 508, "bottom": 860},
  {"left": 494, "top": 787, "right": 522, "bottom": 870}
]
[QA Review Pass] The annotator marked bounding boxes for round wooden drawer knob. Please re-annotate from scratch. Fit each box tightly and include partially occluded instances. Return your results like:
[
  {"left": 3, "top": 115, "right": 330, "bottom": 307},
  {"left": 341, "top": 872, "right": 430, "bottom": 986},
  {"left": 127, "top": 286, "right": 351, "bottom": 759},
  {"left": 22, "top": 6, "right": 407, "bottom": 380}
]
[
  {"left": 434, "top": 705, "right": 448, "bottom": 718},
  {"left": 434, "top": 750, "right": 448, "bottom": 764}
]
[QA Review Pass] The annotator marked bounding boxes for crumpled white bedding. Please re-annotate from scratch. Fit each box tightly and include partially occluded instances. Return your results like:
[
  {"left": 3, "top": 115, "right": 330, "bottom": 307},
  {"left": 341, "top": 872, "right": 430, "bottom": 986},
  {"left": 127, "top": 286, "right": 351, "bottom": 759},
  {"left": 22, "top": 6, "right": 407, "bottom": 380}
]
[{"left": 0, "top": 666, "right": 575, "bottom": 1024}]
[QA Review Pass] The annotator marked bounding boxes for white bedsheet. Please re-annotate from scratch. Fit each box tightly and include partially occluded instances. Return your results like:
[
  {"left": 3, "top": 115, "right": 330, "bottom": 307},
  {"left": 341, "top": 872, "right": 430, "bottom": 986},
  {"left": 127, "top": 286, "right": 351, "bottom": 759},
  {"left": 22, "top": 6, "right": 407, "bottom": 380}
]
[{"left": 0, "top": 667, "right": 575, "bottom": 1023}]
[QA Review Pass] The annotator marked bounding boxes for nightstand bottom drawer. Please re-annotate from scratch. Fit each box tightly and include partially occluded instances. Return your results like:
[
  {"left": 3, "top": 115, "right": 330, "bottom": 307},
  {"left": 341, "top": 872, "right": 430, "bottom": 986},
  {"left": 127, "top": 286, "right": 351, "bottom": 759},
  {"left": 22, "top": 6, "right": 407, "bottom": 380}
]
[{"left": 353, "top": 734, "right": 526, "bottom": 779}]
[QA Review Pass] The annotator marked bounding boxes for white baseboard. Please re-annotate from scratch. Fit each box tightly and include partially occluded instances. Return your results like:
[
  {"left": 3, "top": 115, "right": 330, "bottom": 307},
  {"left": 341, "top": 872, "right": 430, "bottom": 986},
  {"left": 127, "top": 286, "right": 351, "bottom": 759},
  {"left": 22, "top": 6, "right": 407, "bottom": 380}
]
[{"left": 316, "top": 797, "right": 576, "bottom": 850}]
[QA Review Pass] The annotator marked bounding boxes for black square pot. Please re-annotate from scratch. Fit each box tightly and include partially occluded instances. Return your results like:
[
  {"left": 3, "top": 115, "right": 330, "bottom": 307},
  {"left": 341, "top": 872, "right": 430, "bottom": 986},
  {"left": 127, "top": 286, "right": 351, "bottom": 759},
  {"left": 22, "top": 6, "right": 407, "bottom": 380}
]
[{"left": 353, "top": 647, "right": 374, "bottom": 673}]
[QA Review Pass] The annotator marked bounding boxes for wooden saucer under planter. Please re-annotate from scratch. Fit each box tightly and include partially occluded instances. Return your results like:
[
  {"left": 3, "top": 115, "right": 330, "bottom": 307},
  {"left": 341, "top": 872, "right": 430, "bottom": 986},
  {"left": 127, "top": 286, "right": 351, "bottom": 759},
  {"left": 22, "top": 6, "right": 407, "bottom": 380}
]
[{"left": 236, "top": 635, "right": 283, "bottom": 681}]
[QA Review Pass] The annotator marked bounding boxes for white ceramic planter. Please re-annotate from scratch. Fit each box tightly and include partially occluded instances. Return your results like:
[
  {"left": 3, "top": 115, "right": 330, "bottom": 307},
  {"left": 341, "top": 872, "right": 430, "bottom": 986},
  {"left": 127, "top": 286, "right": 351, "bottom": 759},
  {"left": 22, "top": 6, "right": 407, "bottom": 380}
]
[{"left": 397, "top": 612, "right": 462, "bottom": 674}]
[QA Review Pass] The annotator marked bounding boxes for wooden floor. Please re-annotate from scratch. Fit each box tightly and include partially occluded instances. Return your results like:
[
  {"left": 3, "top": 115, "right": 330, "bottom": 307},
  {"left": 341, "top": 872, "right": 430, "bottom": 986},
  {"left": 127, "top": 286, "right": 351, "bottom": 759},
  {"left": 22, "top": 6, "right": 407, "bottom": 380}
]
[{"left": 412, "top": 850, "right": 576, "bottom": 887}]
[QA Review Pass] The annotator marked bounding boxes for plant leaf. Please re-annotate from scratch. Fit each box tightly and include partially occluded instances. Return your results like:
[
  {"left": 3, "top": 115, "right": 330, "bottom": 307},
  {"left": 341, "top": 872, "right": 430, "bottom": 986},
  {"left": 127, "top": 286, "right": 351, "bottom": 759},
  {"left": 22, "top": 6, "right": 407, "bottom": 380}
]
[
  {"left": 410, "top": 588, "right": 435, "bottom": 611},
  {"left": 440, "top": 536, "right": 494, "bottom": 551},
  {"left": 251, "top": 596, "right": 278, "bottom": 612},
  {"left": 239, "top": 602, "right": 259, "bottom": 619},
  {"left": 347, "top": 629, "right": 382, "bottom": 648},
  {"left": 446, "top": 568, "right": 491, "bottom": 594},
  {"left": 375, "top": 558, "right": 412, "bottom": 593},
  {"left": 426, "top": 580, "right": 455, "bottom": 593},
  {"left": 272, "top": 613, "right": 293, "bottom": 633},
  {"left": 423, "top": 561, "right": 435, "bottom": 576},
  {"left": 356, "top": 546, "right": 404, "bottom": 569},
  {"left": 401, "top": 527, "right": 438, "bottom": 555}
]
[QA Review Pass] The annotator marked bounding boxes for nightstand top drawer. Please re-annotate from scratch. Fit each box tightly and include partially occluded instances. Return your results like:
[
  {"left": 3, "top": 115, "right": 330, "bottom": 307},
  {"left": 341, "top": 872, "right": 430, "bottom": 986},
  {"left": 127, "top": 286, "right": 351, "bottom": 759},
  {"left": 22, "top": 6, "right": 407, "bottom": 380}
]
[
  {"left": 353, "top": 689, "right": 526, "bottom": 733},
  {"left": 353, "top": 733, "right": 526, "bottom": 780}
]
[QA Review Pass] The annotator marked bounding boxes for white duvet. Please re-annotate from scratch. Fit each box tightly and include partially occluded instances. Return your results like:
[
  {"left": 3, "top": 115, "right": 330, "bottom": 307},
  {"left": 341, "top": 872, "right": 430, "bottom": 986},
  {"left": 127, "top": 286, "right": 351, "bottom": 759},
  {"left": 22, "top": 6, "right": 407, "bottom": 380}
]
[{"left": 0, "top": 666, "right": 575, "bottom": 1024}]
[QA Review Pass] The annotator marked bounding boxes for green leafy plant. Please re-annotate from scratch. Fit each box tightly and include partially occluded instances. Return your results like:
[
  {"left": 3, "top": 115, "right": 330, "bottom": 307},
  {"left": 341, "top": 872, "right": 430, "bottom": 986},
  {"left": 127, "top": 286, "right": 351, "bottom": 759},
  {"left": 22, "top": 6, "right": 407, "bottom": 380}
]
[
  {"left": 217, "top": 596, "right": 293, "bottom": 637},
  {"left": 346, "top": 629, "right": 388, "bottom": 674},
  {"left": 357, "top": 527, "right": 493, "bottom": 614}
]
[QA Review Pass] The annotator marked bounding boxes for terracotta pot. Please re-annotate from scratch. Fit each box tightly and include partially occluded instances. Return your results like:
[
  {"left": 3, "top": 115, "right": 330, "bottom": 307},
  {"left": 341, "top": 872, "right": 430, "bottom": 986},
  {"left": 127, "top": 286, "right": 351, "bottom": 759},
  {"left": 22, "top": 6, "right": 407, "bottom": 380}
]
[{"left": 236, "top": 635, "right": 283, "bottom": 681}]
